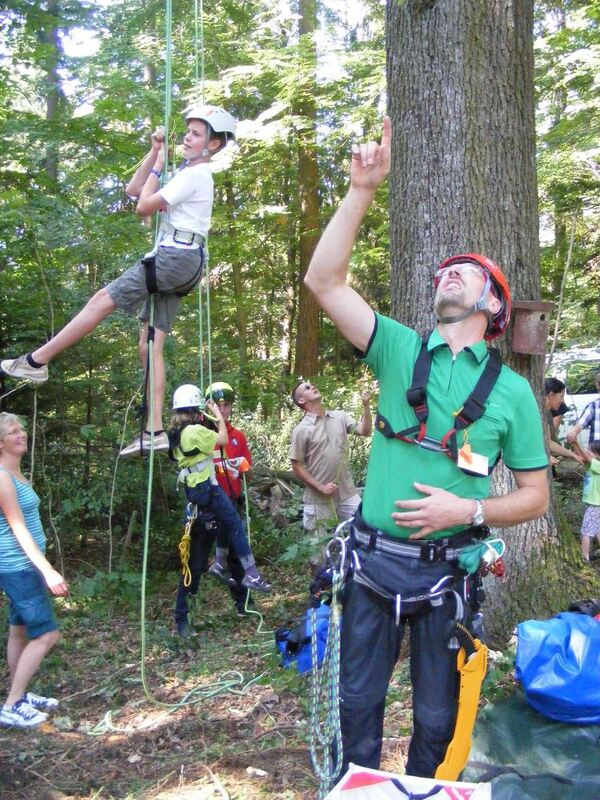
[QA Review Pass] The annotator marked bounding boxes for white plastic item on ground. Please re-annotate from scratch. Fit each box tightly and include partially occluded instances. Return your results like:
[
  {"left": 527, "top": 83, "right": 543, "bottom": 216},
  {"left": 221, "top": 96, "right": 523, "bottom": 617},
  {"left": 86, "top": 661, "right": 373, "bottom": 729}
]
[{"left": 324, "top": 763, "right": 491, "bottom": 800}]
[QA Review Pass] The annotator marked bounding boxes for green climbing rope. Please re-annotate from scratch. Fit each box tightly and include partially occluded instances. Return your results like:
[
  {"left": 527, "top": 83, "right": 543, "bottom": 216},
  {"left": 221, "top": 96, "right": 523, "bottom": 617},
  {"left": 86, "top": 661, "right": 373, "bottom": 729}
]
[{"left": 309, "top": 542, "right": 345, "bottom": 798}]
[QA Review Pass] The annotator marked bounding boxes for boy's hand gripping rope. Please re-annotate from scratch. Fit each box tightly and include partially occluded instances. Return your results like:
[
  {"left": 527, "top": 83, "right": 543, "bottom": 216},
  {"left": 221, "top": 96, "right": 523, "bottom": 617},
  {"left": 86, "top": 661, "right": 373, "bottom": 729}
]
[{"left": 309, "top": 524, "right": 350, "bottom": 799}]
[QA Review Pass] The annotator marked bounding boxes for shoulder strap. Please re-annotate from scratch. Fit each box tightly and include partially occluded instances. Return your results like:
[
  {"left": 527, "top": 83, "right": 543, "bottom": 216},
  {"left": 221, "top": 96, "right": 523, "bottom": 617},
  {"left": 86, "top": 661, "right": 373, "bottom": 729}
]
[
  {"left": 454, "top": 348, "right": 502, "bottom": 431},
  {"left": 405, "top": 334, "right": 433, "bottom": 424},
  {"left": 375, "top": 338, "right": 504, "bottom": 474},
  {"left": 167, "top": 424, "right": 202, "bottom": 462}
]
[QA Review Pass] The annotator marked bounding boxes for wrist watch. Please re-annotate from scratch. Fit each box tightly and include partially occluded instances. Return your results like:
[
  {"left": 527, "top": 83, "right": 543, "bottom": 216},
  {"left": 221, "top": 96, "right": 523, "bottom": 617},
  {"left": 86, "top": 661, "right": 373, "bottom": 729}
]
[
  {"left": 472, "top": 499, "right": 485, "bottom": 526},
  {"left": 150, "top": 168, "right": 162, "bottom": 178}
]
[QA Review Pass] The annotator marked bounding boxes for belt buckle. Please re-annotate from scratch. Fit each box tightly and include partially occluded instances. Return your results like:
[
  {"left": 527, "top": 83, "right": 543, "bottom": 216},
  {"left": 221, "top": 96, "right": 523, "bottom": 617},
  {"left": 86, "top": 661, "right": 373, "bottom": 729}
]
[
  {"left": 420, "top": 541, "right": 447, "bottom": 562},
  {"left": 173, "top": 229, "right": 193, "bottom": 245}
]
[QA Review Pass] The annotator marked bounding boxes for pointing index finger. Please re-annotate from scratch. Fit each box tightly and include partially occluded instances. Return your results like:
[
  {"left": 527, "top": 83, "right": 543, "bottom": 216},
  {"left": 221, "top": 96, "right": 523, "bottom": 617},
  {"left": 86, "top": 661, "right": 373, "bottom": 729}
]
[{"left": 381, "top": 116, "right": 392, "bottom": 151}]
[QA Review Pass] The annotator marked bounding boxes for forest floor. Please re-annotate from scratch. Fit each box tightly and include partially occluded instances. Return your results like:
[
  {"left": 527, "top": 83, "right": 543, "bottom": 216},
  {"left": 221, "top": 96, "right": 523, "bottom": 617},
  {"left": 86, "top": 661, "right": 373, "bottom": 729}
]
[{"left": 1, "top": 462, "right": 598, "bottom": 800}]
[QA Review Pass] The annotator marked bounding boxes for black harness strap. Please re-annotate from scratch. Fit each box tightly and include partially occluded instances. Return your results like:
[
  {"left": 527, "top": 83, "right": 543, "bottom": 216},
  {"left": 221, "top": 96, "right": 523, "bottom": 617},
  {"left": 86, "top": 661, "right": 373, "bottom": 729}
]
[
  {"left": 375, "top": 333, "right": 503, "bottom": 473},
  {"left": 141, "top": 255, "right": 159, "bottom": 295},
  {"left": 142, "top": 248, "right": 205, "bottom": 298},
  {"left": 406, "top": 333, "right": 435, "bottom": 429},
  {"left": 167, "top": 422, "right": 205, "bottom": 462}
]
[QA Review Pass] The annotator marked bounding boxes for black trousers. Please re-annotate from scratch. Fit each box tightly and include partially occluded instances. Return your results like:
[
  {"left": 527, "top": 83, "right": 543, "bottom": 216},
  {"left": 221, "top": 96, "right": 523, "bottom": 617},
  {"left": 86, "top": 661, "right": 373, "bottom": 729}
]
[
  {"left": 173, "top": 509, "right": 247, "bottom": 625},
  {"left": 339, "top": 540, "right": 462, "bottom": 778}
]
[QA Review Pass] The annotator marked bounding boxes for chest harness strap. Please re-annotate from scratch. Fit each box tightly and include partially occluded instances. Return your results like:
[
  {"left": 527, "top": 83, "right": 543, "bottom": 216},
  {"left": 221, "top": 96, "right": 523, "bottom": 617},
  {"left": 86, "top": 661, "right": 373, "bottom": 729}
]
[
  {"left": 177, "top": 458, "right": 213, "bottom": 485},
  {"left": 168, "top": 424, "right": 217, "bottom": 485},
  {"left": 375, "top": 333, "right": 502, "bottom": 473}
]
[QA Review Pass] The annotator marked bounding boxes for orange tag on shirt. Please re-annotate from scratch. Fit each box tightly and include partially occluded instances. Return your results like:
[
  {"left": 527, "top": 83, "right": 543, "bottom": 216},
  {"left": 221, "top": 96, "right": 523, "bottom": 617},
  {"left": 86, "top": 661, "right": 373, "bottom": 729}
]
[
  {"left": 458, "top": 443, "right": 473, "bottom": 464},
  {"left": 457, "top": 446, "right": 489, "bottom": 475}
]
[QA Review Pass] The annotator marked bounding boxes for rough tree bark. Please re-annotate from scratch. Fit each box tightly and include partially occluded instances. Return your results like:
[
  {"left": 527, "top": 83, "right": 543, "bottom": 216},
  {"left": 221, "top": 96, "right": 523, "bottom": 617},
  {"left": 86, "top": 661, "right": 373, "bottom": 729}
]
[
  {"left": 386, "top": 0, "right": 593, "bottom": 643},
  {"left": 40, "top": 0, "right": 65, "bottom": 181},
  {"left": 293, "top": 0, "right": 321, "bottom": 378}
]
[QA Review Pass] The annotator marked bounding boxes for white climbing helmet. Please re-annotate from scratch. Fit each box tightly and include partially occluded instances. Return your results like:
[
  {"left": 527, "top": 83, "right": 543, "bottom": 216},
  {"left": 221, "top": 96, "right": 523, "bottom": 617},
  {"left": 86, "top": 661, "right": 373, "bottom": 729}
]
[
  {"left": 172, "top": 384, "right": 203, "bottom": 410},
  {"left": 184, "top": 105, "right": 237, "bottom": 140}
]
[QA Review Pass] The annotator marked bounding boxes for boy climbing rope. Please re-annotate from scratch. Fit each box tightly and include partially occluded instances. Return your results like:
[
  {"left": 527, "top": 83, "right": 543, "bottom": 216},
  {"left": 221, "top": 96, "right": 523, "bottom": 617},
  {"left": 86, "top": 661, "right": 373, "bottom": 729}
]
[
  {"left": 1, "top": 106, "right": 236, "bottom": 458},
  {"left": 169, "top": 384, "right": 271, "bottom": 593}
]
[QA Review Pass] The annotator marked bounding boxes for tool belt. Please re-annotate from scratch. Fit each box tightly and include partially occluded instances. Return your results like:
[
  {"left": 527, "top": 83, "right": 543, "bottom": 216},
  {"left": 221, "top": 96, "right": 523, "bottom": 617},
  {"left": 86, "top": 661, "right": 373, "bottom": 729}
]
[{"left": 159, "top": 221, "right": 205, "bottom": 247}]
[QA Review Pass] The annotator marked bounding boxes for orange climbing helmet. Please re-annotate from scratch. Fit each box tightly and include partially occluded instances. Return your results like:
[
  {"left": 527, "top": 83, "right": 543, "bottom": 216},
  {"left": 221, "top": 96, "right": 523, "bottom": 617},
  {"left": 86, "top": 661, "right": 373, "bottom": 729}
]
[{"left": 435, "top": 253, "right": 512, "bottom": 340}]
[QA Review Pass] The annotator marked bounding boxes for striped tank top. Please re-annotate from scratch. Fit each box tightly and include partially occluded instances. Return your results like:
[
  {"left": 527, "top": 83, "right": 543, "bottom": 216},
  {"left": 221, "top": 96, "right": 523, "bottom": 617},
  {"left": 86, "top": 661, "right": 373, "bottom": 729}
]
[{"left": 0, "top": 466, "right": 46, "bottom": 572}]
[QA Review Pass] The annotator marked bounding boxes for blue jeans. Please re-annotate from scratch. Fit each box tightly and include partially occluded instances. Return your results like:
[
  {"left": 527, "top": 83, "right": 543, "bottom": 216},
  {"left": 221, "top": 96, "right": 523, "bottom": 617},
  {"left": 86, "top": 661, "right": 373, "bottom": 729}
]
[
  {"left": 0, "top": 568, "right": 58, "bottom": 639},
  {"left": 184, "top": 480, "right": 251, "bottom": 558},
  {"left": 173, "top": 510, "right": 248, "bottom": 625}
]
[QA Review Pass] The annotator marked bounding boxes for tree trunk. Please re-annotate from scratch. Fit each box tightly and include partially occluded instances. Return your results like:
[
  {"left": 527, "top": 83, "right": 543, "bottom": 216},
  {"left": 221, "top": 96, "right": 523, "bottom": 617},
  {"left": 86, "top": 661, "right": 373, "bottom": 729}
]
[
  {"left": 385, "top": 0, "right": 589, "bottom": 644},
  {"left": 40, "top": 0, "right": 64, "bottom": 181},
  {"left": 225, "top": 179, "right": 249, "bottom": 395},
  {"left": 293, "top": 0, "right": 320, "bottom": 378}
]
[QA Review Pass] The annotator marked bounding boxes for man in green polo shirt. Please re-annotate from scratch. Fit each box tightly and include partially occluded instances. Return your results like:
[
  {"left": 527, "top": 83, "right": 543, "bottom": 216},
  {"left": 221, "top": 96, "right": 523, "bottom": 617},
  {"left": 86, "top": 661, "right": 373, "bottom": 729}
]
[{"left": 304, "top": 117, "right": 549, "bottom": 779}]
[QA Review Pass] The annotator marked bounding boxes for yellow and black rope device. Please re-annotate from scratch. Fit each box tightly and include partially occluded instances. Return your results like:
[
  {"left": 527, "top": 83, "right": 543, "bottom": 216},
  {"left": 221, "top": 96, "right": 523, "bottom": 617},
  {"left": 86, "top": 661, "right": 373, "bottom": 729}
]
[
  {"left": 178, "top": 505, "right": 197, "bottom": 588},
  {"left": 435, "top": 622, "right": 488, "bottom": 781}
]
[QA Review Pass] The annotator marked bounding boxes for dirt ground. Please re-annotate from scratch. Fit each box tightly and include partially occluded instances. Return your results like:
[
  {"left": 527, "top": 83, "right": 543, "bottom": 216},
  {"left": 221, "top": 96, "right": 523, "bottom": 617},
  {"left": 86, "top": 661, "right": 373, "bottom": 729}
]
[
  {"left": 1, "top": 462, "right": 597, "bottom": 800},
  {"left": 0, "top": 554, "right": 414, "bottom": 800}
]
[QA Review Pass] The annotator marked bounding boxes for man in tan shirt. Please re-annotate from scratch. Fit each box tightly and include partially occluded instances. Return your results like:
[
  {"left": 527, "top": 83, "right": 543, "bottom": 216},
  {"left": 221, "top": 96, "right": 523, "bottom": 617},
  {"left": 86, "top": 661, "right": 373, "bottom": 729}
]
[{"left": 290, "top": 381, "right": 372, "bottom": 538}]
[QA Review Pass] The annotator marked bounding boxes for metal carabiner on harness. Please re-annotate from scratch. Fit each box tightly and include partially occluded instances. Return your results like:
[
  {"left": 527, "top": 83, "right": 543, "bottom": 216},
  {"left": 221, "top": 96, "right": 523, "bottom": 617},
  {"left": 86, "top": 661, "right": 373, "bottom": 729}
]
[{"left": 325, "top": 519, "right": 354, "bottom": 578}]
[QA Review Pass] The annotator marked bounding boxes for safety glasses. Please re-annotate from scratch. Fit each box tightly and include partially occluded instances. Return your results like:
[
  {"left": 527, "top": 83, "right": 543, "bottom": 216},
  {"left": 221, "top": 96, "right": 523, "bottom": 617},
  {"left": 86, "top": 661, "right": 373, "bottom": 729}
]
[{"left": 435, "top": 263, "right": 486, "bottom": 282}]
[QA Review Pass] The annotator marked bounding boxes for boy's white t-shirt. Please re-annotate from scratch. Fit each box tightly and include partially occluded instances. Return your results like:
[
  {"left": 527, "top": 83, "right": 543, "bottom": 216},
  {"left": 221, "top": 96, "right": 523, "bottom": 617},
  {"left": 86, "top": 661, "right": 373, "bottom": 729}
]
[{"left": 157, "top": 163, "right": 214, "bottom": 248}]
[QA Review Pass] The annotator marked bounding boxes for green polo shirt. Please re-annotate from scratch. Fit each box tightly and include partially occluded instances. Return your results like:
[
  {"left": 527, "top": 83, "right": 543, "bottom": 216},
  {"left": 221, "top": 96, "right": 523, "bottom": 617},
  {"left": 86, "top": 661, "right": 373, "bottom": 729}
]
[
  {"left": 582, "top": 459, "right": 600, "bottom": 506},
  {"left": 360, "top": 314, "right": 547, "bottom": 539}
]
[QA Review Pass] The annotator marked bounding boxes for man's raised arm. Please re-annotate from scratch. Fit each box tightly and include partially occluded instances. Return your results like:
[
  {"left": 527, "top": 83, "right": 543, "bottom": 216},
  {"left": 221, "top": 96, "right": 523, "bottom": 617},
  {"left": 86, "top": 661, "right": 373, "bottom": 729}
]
[{"left": 305, "top": 117, "right": 392, "bottom": 353}]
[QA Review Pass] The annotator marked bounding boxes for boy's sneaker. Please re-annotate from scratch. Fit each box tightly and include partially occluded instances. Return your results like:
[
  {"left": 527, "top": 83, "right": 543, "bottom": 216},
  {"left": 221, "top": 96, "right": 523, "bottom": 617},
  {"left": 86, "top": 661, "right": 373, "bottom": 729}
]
[
  {"left": 177, "top": 622, "right": 195, "bottom": 639},
  {"left": 0, "top": 355, "right": 48, "bottom": 383},
  {"left": 119, "top": 431, "right": 169, "bottom": 457},
  {"left": 208, "top": 561, "right": 235, "bottom": 586},
  {"left": 0, "top": 699, "right": 48, "bottom": 728},
  {"left": 23, "top": 691, "right": 58, "bottom": 711},
  {"left": 241, "top": 574, "right": 272, "bottom": 593}
]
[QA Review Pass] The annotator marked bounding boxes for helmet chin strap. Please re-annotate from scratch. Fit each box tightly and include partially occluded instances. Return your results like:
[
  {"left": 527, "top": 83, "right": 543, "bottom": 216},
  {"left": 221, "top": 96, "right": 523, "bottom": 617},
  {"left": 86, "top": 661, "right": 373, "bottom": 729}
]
[
  {"left": 437, "top": 275, "right": 493, "bottom": 326},
  {"left": 184, "top": 149, "right": 209, "bottom": 166},
  {"left": 184, "top": 130, "right": 212, "bottom": 165}
]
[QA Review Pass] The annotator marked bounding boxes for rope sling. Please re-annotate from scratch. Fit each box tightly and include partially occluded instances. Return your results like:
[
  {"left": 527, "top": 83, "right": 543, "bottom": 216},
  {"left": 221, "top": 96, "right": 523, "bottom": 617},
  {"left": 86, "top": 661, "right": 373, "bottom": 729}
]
[{"left": 308, "top": 529, "right": 347, "bottom": 798}]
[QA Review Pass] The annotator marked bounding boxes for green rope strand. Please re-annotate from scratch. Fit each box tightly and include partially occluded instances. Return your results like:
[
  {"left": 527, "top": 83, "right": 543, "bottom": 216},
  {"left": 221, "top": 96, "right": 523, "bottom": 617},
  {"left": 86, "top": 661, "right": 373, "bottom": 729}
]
[
  {"left": 309, "top": 570, "right": 344, "bottom": 798},
  {"left": 204, "top": 252, "right": 213, "bottom": 390},
  {"left": 163, "top": 0, "right": 173, "bottom": 175},
  {"left": 197, "top": 282, "right": 205, "bottom": 395}
]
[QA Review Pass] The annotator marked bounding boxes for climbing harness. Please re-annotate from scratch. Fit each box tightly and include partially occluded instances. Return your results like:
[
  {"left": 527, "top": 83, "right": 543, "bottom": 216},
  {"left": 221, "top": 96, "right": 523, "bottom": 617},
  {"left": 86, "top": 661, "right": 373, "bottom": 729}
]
[
  {"left": 177, "top": 457, "right": 213, "bottom": 485},
  {"left": 351, "top": 527, "right": 491, "bottom": 782},
  {"left": 352, "top": 526, "right": 486, "bottom": 564},
  {"left": 309, "top": 525, "right": 350, "bottom": 799},
  {"left": 375, "top": 333, "right": 502, "bottom": 474},
  {"left": 141, "top": 243, "right": 205, "bottom": 301},
  {"left": 159, "top": 220, "right": 205, "bottom": 247}
]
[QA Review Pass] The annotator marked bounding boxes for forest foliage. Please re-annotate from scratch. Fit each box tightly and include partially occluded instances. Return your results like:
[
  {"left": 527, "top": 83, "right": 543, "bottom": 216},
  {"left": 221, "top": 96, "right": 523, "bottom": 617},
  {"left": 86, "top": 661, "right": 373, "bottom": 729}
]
[{"left": 0, "top": 0, "right": 598, "bottom": 555}]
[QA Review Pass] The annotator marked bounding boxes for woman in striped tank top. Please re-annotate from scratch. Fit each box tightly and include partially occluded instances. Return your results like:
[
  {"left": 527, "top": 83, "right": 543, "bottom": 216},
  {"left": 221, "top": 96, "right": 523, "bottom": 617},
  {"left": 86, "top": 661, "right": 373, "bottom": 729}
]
[{"left": 0, "top": 413, "right": 68, "bottom": 728}]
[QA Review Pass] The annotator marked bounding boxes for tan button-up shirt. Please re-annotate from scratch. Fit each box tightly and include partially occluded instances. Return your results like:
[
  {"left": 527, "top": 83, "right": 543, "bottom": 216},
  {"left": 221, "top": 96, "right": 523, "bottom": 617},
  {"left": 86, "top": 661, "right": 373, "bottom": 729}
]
[{"left": 290, "top": 410, "right": 357, "bottom": 504}]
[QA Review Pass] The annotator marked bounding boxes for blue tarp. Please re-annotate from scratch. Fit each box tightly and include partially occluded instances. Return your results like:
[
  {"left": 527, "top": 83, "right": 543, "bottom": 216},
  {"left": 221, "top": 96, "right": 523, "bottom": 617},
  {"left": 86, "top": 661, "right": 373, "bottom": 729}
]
[{"left": 515, "top": 612, "right": 600, "bottom": 724}]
